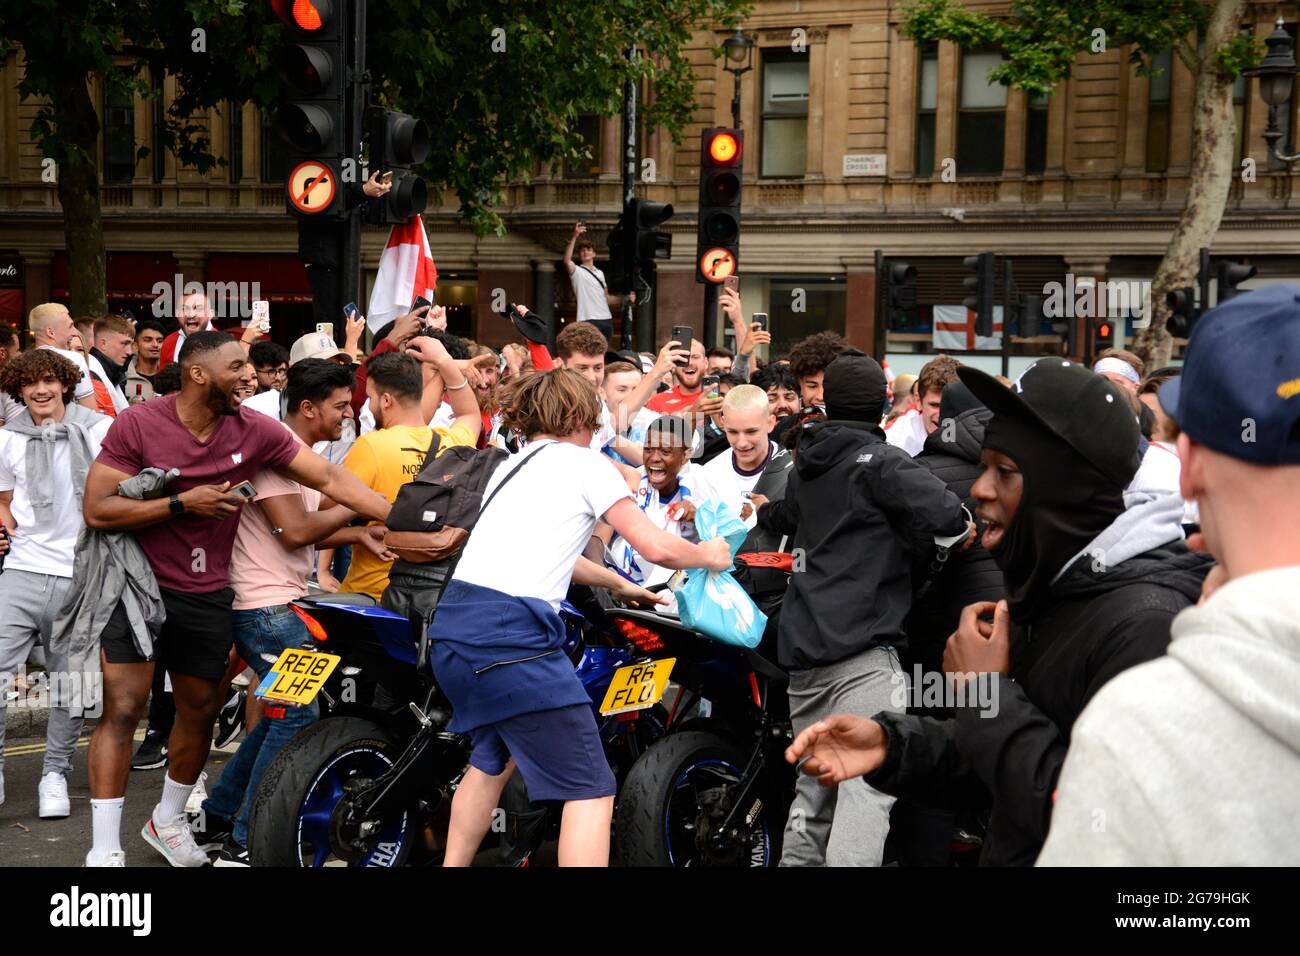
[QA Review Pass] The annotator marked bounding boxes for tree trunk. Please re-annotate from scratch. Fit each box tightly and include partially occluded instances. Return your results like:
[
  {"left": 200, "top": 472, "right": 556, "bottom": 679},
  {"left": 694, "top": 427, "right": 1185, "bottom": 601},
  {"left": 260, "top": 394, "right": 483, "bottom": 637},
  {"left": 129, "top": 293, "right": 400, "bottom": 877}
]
[
  {"left": 1131, "top": 0, "right": 1244, "bottom": 369},
  {"left": 51, "top": 75, "right": 107, "bottom": 318}
]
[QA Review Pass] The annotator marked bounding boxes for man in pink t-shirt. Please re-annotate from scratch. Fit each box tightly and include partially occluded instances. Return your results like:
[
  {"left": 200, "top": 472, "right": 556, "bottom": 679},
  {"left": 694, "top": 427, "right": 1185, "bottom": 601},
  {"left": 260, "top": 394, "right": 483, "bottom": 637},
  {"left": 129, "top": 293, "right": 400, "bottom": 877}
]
[
  {"left": 80, "top": 332, "right": 391, "bottom": 868},
  {"left": 199, "top": 359, "right": 394, "bottom": 864}
]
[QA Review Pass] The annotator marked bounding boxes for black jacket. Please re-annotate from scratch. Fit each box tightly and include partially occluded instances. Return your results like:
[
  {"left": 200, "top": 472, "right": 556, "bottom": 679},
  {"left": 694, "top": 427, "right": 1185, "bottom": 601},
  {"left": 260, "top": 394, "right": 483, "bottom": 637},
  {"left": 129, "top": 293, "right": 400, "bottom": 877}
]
[
  {"left": 907, "top": 406, "right": 1005, "bottom": 675},
  {"left": 757, "top": 420, "right": 966, "bottom": 671},
  {"left": 866, "top": 541, "right": 1214, "bottom": 866}
]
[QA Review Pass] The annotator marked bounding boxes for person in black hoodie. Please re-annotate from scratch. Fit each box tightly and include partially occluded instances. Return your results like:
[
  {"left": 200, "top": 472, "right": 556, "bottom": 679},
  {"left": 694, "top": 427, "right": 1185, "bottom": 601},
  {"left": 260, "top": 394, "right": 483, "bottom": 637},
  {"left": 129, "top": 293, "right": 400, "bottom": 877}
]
[
  {"left": 785, "top": 357, "right": 1214, "bottom": 866},
  {"left": 907, "top": 380, "right": 1006, "bottom": 681},
  {"left": 756, "top": 348, "right": 972, "bottom": 866}
]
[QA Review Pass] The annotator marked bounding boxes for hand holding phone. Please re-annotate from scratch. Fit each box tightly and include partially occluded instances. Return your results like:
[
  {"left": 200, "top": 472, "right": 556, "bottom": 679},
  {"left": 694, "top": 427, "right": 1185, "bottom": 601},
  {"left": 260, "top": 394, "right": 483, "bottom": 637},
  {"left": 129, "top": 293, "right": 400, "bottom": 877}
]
[
  {"left": 723, "top": 275, "right": 740, "bottom": 293},
  {"left": 751, "top": 312, "right": 769, "bottom": 333},
  {"left": 252, "top": 300, "right": 270, "bottom": 333},
  {"left": 701, "top": 373, "right": 720, "bottom": 397},
  {"left": 671, "top": 325, "right": 693, "bottom": 366},
  {"left": 229, "top": 480, "right": 257, "bottom": 500},
  {"left": 380, "top": 170, "right": 394, "bottom": 186}
]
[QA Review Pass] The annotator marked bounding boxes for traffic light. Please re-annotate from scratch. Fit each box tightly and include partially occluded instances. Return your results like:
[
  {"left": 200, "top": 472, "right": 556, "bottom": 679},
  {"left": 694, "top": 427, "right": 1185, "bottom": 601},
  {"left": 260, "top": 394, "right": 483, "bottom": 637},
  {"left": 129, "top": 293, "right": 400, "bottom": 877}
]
[
  {"left": 878, "top": 258, "right": 916, "bottom": 325},
  {"left": 1166, "top": 287, "right": 1196, "bottom": 338},
  {"left": 609, "top": 199, "right": 674, "bottom": 293},
  {"left": 696, "top": 128, "right": 743, "bottom": 283},
  {"left": 1093, "top": 317, "right": 1114, "bottom": 353},
  {"left": 272, "top": 0, "right": 349, "bottom": 219},
  {"left": 962, "top": 252, "right": 996, "bottom": 338},
  {"left": 1215, "top": 260, "right": 1256, "bottom": 304},
  {"left": 365, "top": 109, "right": 431, "bottom": 225}
]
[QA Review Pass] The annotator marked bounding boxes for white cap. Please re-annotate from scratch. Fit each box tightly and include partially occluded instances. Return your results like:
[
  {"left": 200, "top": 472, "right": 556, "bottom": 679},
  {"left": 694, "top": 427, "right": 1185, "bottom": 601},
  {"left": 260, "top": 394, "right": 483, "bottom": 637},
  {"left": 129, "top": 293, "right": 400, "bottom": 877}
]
[{"left": 289, "top": 332, "right": 349, "bottom": 366}]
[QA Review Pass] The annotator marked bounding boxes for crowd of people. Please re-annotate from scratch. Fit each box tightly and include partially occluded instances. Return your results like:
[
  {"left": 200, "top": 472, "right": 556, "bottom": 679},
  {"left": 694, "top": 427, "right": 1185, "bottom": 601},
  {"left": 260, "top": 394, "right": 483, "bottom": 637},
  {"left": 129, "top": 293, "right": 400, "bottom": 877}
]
[{"left": 0, "top": 261, "right": 1295, "bottom": 868}]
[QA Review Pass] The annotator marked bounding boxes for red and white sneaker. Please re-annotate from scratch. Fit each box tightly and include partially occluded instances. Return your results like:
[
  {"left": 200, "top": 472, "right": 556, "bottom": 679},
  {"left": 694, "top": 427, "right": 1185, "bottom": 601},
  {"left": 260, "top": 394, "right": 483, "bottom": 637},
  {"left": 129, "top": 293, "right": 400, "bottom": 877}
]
[{"left": 141, "top": 810, "right": 211, "bottom": 867}]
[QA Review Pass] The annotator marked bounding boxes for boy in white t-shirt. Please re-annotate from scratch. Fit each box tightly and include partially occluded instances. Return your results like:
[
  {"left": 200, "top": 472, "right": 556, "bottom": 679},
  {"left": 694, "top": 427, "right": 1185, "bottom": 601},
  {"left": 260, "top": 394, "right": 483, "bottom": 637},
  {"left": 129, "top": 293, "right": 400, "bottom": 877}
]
[
  {"left": 604, "top": 415, "right": 700, "bottom": 586},
  {"left": 694, "top": 384, "right": 778, "bottom": 528},
  {"left": 0, "top": 350, "right": 112, "bottom": 817},
  {"left": 431, "top": 369, "right": 729, "bottom": 868},
  {"left": 562, "top": 221, "right": 634, "bottom": 341}
]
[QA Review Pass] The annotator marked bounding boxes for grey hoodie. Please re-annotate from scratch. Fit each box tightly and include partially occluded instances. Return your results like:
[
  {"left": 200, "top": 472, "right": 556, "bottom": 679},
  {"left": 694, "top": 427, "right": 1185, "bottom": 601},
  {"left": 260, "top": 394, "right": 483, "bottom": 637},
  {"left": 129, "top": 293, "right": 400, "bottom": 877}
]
[{"left": 1037, "top": 564, "right": 1300, "bottom": 865}]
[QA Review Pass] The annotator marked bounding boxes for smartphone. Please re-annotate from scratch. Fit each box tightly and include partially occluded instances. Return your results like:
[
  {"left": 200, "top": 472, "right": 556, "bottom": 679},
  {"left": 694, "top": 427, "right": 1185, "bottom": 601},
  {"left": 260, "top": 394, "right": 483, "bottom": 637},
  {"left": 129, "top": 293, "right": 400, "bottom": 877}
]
[
  {"left": 252, "top": 299, "right": 270, "bottom": 333},
  {"left": 229, "top": 480, "right": 257, "bottom": 500},
  {"left": 316, "top": 322, "right": 334, "bottom": 338},
  {"left": 671, "top": 325, "right": 693, "bottom": 366},
  {"left": 723, "top": 275, "right": 739, "bottom": 294},
  {"left": 701, "top": 373, "right": 720, "bottom": 398},
  {"left": 379, "top": 170, "right": 394, "bottom": 186},
  {"left": 751, "top": 312, "right": 769, "bottom": 333},
  {"left": 342, "top": 302, "right": 359, "bottom": 323},
  {"left": 411, "top": 295, "right": 433, "bottom": 316}
]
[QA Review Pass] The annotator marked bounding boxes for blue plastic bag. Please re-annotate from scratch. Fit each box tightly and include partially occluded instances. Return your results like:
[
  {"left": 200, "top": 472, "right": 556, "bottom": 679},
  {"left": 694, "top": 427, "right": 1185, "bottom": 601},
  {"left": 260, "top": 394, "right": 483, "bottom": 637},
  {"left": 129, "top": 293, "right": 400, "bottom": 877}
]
[{"left": 674, "top": 500, "right": 767, "bottom": 649}]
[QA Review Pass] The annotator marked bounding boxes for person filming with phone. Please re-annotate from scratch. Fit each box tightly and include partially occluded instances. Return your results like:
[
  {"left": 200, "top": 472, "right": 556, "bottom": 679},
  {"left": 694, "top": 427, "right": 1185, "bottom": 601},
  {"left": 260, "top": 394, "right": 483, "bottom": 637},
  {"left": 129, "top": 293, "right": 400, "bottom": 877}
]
[{"left": 563, "top": 221, "right": 635, "bottom": 343}]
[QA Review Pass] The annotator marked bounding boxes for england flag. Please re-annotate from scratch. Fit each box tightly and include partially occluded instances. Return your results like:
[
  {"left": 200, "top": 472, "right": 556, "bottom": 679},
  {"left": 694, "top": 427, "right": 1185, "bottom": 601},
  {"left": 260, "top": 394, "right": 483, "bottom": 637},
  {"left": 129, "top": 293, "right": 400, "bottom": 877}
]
[
  {"left": 366, "top": 217, "right": 438, "bottom": 332},
  {"left": 932, "top": 304, "right": 1003, "bottom": 351}
]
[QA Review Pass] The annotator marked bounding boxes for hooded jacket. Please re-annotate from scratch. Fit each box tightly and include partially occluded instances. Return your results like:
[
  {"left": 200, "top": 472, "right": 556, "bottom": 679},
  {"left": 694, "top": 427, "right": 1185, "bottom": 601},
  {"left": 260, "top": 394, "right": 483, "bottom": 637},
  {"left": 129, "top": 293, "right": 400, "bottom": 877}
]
[
  {"left": 1038, "top": 564, "right": 1300, "bottom": 865},
  {"left": 757, "top": 420, "right": 966, "bottom": 671},
  {"left": 865, "top": 493, "right": 1214, "bottom": 865},
  {"left": 908, "top": 405, "right": 1005, "bottom": 675}
]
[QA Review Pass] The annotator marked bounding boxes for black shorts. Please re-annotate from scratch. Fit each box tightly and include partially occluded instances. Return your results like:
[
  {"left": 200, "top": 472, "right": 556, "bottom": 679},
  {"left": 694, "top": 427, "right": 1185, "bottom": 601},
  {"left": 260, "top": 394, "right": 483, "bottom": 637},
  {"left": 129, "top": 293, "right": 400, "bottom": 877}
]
[{"left": 100, "top": 586, "right": 235, "bottom": 681}]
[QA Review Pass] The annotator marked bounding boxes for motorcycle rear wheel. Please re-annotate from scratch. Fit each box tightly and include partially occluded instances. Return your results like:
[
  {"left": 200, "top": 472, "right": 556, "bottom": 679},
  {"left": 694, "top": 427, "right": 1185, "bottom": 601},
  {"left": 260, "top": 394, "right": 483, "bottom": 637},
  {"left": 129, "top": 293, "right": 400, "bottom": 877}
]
[
  {"left": 248, "top": 717, "right": 413, "bottom": 867},
  {"left": 614, "top": 730, "right": 779, "bottom": 867}
]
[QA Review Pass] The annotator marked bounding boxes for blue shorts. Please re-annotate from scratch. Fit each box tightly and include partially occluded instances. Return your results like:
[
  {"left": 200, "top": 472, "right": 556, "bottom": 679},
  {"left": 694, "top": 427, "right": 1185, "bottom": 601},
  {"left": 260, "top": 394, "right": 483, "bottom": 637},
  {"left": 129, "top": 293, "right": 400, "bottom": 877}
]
[{"left": 468, "top": 704, "right": 616, "bottom": 802}]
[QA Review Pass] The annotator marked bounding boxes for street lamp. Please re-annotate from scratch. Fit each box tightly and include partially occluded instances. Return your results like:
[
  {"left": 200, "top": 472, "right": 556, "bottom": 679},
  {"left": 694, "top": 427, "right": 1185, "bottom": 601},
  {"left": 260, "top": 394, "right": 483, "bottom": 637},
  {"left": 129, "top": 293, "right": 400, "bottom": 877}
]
[
  {"left": 1242, "top": 18, "right": 1300, "bottom": 164},
  {"left": 721, "top": 27, "right": 754, "bottom": 128}
]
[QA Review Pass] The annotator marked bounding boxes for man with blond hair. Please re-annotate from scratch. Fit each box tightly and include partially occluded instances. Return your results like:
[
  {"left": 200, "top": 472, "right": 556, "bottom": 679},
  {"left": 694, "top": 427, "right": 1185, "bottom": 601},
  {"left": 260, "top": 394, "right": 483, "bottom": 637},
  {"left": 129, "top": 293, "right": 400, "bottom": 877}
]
[
  {"left": 2, "top": 303, "right": 98, "bottom": 426},
  {"left": 693, "top": 384, "right": 786, "bottom": 528}
]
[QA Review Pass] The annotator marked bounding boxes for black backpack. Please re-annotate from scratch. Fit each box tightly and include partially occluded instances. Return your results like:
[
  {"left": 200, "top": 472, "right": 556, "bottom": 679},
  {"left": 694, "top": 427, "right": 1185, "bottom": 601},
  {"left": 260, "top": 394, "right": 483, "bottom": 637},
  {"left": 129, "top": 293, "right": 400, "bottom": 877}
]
[{"left": 383, "top": 436, "right": 547, "bottom": 563}]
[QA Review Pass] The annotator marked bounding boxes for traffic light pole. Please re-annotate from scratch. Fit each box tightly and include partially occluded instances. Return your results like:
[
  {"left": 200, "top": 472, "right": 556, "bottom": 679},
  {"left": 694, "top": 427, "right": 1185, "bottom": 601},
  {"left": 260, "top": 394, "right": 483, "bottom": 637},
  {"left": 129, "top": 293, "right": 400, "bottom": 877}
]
[
  {"left": 340, "top": 0, "right": 367, "bottom": 327},
  {"left": 621, "top": 45, "right": 638, "bottom": 351}
]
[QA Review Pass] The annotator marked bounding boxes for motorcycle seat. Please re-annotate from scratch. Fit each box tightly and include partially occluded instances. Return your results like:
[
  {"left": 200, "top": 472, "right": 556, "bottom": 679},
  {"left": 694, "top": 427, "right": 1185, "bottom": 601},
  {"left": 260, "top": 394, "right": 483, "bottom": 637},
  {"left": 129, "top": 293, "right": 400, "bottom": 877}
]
[{"left": 304, "top": 591, "right": 378, "bottom": 608}]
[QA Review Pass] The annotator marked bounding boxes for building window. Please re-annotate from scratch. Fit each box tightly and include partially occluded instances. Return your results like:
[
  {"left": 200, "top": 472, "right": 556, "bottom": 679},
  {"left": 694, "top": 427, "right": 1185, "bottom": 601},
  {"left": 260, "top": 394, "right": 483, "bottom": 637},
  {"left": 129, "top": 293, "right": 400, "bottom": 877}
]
[
  {"left": 1025, "top": 91, "right": 1049, "bottom": 174},
  {"left": 761, "top": 51, "right": 809, "bottom": 177},
  {"left": 103, "top": 77, "right": 137, "bottom": 185},
  {"left": 768, "top": 276, "right": 844, "bottom": 352},
  {"left": 1145, "top": 49, "right": 1173, "bottom": 172},
  {"left": 261, "top": 111, "right": 287, "bottom": 183},
  {"left": 957, "top": 51, "right": 1006, "bottom": 175},
  {"left": 228, "top": 103, "right": 243, "bottom": 185},
  {"left": 916, "top": 44, "right": 938, "bottom": 177},
  {"left": 563, "top": 113, "right": 602, "bottom": 179}
]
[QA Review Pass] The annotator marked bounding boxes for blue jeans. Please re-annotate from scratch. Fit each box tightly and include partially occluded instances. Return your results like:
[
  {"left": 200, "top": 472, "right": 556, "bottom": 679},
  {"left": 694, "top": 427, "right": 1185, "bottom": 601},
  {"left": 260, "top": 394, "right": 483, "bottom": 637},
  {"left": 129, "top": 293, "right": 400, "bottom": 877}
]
[{"left": 203, "top": 605, "right": 319, "bottom": 847}]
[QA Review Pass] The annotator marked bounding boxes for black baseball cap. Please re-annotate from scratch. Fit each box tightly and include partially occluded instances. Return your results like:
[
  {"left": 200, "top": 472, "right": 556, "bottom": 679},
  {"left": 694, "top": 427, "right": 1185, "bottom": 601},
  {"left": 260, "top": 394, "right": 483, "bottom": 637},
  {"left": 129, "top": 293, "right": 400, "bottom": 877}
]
[
  {"left": 959, "top": 358, "right": 1141, "bottom": 487},
  {"left": 1159, "top": 283, "right": 1300, "bottom": 465},
  {"left": 604, "top": 349, "right": 641, "bottom": 369},
  {"left": 506, "top": 305, "right": 548, "bottom": 345}
]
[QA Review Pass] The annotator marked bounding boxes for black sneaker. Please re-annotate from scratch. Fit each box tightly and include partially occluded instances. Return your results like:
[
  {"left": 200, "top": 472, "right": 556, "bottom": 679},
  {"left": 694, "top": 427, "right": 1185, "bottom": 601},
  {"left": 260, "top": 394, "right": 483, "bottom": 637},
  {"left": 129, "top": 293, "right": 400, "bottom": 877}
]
[
  {"left": 214, "top": 688, "right": 245, "bottom": 749},
  {"left": 188, "top": 809, "right": 232, "bottom": 854},
  {"left": 131, "top": 729, "right": 168, "bottom": 771},
  {"left": 213, "top": 837, "right": 250, "bottom": 868}
]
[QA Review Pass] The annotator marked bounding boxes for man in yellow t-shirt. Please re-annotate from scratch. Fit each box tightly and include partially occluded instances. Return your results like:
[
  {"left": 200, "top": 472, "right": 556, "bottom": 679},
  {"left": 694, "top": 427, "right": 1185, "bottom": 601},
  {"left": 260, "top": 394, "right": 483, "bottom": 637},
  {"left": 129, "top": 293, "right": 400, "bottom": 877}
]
[{"left": 340, "top": 339, "right": 482, "bottom": 599}]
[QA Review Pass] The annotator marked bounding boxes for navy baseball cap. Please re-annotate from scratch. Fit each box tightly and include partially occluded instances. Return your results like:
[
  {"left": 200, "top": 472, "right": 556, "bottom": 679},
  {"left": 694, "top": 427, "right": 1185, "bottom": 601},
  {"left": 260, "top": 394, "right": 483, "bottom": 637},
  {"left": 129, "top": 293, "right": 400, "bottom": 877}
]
[{"left": 1159, "top": 283, "right": 1300, "bottom": 465}]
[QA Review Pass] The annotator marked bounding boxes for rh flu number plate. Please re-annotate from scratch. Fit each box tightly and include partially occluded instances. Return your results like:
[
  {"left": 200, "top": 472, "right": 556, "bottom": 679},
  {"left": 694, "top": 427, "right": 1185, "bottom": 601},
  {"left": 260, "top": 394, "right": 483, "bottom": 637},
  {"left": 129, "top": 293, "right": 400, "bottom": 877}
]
[
  {"left": 599, "top": 659, "right": 676, "bottom": 716},
  {"left": 255, "top": 648, "right": 342, "bottom": 707}
]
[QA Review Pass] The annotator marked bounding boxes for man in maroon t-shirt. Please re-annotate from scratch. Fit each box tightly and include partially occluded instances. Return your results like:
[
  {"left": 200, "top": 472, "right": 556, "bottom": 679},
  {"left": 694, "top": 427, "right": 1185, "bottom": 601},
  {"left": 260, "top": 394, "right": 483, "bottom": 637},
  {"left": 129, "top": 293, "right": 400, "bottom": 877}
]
[{"left": 80, "top": 331, "right": 390, "bottom": 868}]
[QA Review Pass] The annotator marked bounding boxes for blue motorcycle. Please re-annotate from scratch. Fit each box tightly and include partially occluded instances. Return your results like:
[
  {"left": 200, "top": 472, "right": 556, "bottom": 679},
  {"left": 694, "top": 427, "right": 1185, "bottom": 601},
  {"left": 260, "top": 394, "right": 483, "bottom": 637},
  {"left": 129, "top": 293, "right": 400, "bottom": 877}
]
[{"left": 246, "top": 588, "right": 665, "bottom": 867}]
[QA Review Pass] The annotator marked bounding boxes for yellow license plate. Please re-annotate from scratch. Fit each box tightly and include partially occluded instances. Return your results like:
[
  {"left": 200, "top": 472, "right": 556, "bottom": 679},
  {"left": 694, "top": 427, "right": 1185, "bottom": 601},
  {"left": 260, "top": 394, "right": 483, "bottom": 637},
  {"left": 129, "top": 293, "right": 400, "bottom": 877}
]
[
  {"left": 254, "top": 649, "right": 342, "bottom": 707},
  {"left": 599, "top": 658, "right": 676, "bottom": 716}
]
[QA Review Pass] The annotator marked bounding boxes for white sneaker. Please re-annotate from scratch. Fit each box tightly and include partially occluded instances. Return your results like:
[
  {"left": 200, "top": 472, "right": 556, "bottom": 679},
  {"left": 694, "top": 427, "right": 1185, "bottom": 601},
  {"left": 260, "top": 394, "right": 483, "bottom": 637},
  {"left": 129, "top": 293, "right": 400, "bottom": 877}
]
[
  {"left": 0, "top": 768, "right": 6, "bottom": 807},
  {"left": 185, "top": 771, "right": 208, "bottom": 816},
  {"left": 141, "top": 810, "right": 211, "bottom": 867},
  {"left": 38, "top": 772, "right": 71, "bottom": 818},
  {"left": 85, "top": 850, "right": 127, "bottom": 867}
]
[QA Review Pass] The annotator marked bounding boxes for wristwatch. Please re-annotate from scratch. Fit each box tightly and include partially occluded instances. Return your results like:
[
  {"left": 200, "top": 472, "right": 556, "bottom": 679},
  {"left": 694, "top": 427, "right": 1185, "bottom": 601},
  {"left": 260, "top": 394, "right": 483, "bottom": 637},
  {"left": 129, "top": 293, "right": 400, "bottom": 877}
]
[{"left": 169, "top": 493, "right": 185, "bottom": 516}]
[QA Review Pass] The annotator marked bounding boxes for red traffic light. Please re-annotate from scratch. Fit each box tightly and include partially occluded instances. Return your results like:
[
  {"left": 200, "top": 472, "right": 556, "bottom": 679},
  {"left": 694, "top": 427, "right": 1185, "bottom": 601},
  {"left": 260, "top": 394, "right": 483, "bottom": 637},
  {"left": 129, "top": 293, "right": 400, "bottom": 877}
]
[
  {"left": 707, "top": 131, "right": 740, "bottom": 164},
  {"left": 1097, "top": 322, "right": 1112, "bottom": 339},
  {"left": 272, "top": 0, "right": 332, "bottom": 32}
]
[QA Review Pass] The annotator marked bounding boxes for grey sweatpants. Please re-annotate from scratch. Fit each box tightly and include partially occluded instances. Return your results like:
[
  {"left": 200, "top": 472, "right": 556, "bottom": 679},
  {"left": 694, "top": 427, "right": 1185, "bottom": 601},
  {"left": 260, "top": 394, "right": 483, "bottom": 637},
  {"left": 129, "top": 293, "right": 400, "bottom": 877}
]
[
  {"left": 0, "top": 569, "right": 82, "bottom": 777},
  {"left": 779, "top": 645, "right": 906, "bottom": 867}
]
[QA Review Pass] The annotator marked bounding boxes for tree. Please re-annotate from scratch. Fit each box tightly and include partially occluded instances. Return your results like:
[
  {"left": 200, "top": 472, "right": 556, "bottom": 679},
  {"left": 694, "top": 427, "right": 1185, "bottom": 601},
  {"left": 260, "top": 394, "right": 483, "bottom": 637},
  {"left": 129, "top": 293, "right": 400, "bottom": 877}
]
[
  {"left": 902, "top": 0, "right": 1261, "bottom": 367},
  {"left": 0, "top": 0, "right": 746, "bottom": 316}
]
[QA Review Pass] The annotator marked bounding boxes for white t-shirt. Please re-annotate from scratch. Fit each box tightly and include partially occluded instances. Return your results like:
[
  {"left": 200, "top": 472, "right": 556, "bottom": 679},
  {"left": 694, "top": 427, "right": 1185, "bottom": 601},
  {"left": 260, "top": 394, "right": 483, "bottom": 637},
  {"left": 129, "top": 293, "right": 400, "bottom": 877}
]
[
  {"left": 884, "top": 407, "right": 928, "bottom": 457},
  {"left": 609, "top": 469, "right": 700, "bottom": 586},
  {"left": 693, "top": 440, "right": 776, "bottom": 529},
  {"left": 453, "top": 439, "right": 632, "bottom": 610},
  {"left": 0, "top": 347, "right": 96, "bottom": 425},
  {"left": 0, "top": 415, "right": 113, "bottom": 576},
  {"left": 571, "top": 265, "right": 612, "bottom": 323},
  {"left": 592, "top": 400, "right": 616, "bottom": 452}
]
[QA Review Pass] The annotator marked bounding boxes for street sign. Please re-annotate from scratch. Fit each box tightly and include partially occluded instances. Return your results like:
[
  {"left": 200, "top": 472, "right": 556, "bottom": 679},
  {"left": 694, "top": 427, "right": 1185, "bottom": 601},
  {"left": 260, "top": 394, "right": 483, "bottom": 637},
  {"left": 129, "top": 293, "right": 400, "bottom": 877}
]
[
  {"left": 287, "top": 160, "right": 338, "bottom": 214},
  {"left": 699, "top": 247, "right": 737, "bottom": 282}
]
